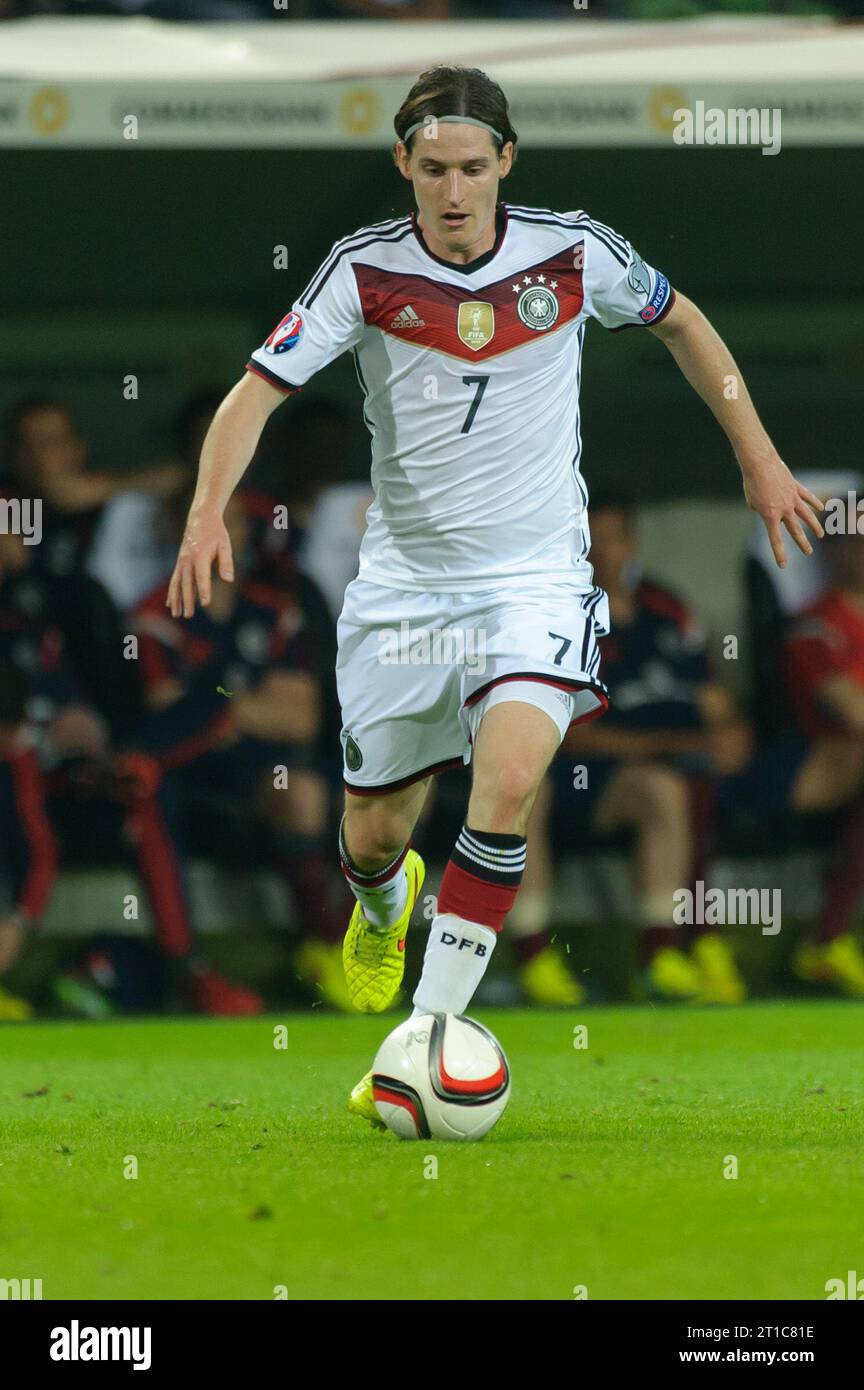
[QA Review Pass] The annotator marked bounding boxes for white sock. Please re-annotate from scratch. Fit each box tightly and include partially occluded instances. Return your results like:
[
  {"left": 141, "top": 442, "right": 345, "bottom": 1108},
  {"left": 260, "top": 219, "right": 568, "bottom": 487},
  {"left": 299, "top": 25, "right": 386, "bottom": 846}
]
[
  {"left": 412, "top": 913, "right": 497, "bottom": 1016},
  {"left": 339, "top": 817, "right": 408, "bottom": 929}
]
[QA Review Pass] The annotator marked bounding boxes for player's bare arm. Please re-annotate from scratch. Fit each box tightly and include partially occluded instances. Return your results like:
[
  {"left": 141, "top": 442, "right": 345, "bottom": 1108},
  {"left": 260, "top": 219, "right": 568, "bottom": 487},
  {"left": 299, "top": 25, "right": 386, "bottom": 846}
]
[
  {"left": 648, "top": 293, "right": 824, "bottom": 568},
  {"left": 166, "top": 371, "right": 284, "bottom": 618}
]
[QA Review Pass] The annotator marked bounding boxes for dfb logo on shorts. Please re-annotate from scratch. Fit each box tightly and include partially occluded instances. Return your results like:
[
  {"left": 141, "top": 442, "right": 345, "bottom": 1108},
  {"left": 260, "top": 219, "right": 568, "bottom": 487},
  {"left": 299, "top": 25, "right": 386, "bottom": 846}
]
[
  {"left": 344, "top": 732, "right": 363, "bottom": 772},
  {"left": 440, "top": 931, "right": 488, "bottom": 957}
]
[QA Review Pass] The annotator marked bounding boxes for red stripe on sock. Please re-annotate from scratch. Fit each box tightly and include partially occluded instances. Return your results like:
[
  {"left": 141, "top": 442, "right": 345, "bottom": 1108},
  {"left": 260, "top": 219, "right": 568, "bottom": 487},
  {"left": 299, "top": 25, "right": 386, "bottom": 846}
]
[{"left": 437, "top": 859, "right": 517, "bottom": 934}]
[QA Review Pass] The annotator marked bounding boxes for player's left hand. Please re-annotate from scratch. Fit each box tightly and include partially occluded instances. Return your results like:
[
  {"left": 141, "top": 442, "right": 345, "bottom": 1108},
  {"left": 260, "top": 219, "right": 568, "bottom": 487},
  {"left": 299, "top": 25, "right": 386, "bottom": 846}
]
[{"left": 740, "top": 452, "right": 824, "bottom": 568}]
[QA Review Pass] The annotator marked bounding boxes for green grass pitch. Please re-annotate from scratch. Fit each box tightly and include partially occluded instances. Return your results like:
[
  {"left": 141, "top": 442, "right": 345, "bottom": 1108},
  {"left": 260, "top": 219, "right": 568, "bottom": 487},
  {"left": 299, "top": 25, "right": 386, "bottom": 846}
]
[{"left": 1, "top": 1001, "right": 862, "bottom": 1301}]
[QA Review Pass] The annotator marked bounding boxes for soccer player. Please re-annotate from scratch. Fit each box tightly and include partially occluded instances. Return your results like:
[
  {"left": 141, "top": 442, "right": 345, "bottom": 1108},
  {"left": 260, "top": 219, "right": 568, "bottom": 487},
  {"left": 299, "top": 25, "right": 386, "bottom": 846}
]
[{"left": 166, "top": 66, "right": 823, "bottom": 1126}]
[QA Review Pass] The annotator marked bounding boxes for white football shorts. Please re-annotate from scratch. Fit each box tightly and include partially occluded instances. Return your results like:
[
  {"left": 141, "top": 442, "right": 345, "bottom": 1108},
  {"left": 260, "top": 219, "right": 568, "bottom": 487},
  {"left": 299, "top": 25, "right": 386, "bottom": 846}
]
[{"left": 335, "top": 576, "right": 609, "bottom": 795}]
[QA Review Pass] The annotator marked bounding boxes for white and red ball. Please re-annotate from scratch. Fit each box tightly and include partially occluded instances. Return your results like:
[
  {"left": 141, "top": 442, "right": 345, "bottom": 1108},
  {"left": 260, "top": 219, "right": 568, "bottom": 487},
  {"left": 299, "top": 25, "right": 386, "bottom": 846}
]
[{"left": 372, "top": 1013, "right": 510, "bottom": 1141}]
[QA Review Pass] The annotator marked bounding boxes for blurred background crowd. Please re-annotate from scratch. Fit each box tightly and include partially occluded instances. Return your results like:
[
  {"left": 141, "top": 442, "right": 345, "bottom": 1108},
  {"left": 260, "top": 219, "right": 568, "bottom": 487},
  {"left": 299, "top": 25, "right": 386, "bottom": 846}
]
[
  {"left": 2, "top": 2, "right": 863, "bottom": 22},
  {"left": 2, "top": 1, "right": 863, "bottom": 1019},
  {"left": 4, "top": 386, "right": 864, "bottom": 1020}
]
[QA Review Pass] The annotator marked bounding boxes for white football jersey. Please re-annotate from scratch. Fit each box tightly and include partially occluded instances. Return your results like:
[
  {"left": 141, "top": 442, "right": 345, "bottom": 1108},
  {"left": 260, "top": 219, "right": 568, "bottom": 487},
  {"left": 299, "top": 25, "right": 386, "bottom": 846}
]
[{"left": 247, "top": 203, "right": 675, "bottom": 593}]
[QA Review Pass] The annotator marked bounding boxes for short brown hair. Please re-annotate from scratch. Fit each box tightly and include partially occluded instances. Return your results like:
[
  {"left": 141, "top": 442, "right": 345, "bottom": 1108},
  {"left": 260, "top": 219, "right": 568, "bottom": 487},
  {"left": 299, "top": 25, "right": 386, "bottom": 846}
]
[{"left": 394, "top": 66, "right": 518, "bottom": 161}]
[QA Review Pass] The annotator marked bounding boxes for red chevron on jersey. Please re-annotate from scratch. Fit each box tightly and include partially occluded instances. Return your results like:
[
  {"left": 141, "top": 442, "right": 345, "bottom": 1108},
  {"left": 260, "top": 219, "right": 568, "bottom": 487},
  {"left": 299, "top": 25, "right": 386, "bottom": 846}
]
[
  {"left": 245, "top": 205, "right": 675, "bottom": 592},
  {"left": 353, "top": 250, "right": 585, "bottom": 362}
]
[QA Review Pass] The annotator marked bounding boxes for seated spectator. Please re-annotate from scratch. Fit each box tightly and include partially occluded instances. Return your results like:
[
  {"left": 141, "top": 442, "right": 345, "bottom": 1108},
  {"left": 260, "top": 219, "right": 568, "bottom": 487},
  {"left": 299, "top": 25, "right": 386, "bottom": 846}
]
[
  {"left": 0, "top": 533, "right": 56, "bottom": 1019},
  {"left": 3, "top": 397, "right": 185, "bottom": 580},
  {"left": 87, "top": 387, "right": 227, "bottom": 613},
  {"left": 779, "top": 528, "right": 864, "bottom": 996},
  {"left": 132, "top": 491, "right": 357, "bottom": 1009},
  {"left": 0, "top": 527, "right": 261, "bottom": 1017},
  {"left": 530, "top": 492, "right": 752, "bottom": 1004},
  {"left": 242, "top": 394, "right": 356, "bottom": 592}
]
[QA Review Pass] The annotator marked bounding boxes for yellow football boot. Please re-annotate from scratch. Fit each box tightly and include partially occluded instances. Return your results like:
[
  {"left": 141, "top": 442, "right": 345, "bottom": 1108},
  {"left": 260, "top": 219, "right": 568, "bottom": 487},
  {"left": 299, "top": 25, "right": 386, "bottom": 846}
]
[
  {"left": 294, "top": 940, "right": 355, "bottom": 1012},
  {"left": 519, "top": 944, "right": 585, "bottom": 1006},
  {"left": 347, "top": 1069, "right": 387, "bottom": 1131},
  {"left": 794, "top": 934, "right": 864, "bottom": 998},
  {"left": 691, "top": 934, "right": 747, "bottom": 1005},
  {"left": 342, "top": 849, "right": 425, "bottom": 1013},
  {"left": 644, "top": 946, "right": 702, "bottom": 1001},
  {"left": 0, "top": 984, "right": 32, "bottom": 1022}
]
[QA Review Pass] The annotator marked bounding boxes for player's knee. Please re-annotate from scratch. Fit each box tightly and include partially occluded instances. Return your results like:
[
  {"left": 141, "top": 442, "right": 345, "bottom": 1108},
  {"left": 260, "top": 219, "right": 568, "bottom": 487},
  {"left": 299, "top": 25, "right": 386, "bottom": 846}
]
[
  {"left": 472, "top": 759, "right": 541, "bottom": 823},
  {"left": 343, "top": 808, "right": 412, "bottom": 867}
]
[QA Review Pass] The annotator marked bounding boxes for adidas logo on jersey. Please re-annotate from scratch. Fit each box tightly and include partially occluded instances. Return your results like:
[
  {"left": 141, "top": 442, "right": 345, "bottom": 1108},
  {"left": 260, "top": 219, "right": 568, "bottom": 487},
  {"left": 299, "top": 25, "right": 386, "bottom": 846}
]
[{"left": 390, "top": 304, "right": 426, "bottom": 329}]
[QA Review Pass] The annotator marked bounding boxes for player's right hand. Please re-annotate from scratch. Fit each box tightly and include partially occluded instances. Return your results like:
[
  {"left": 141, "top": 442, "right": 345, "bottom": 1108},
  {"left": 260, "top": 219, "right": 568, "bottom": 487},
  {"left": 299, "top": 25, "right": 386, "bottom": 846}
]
[{"left": 167, "top": 506, "right": 234, "bottom": 618}]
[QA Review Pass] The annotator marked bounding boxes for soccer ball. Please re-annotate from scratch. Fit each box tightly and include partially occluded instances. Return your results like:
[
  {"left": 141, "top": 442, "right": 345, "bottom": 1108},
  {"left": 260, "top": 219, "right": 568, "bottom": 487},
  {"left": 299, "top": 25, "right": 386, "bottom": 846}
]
[{"left": 372, "top": 1013, "right": 510, "bottom": 1141}]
